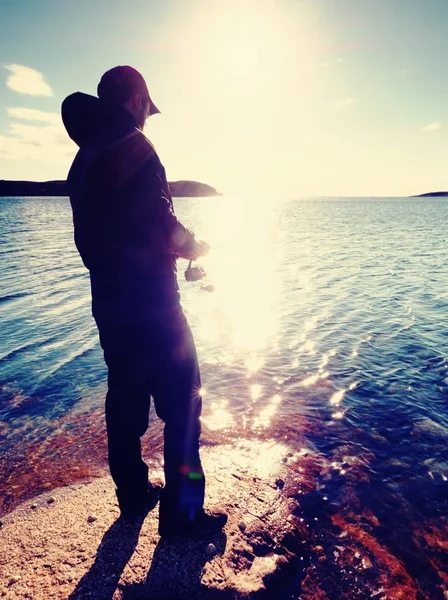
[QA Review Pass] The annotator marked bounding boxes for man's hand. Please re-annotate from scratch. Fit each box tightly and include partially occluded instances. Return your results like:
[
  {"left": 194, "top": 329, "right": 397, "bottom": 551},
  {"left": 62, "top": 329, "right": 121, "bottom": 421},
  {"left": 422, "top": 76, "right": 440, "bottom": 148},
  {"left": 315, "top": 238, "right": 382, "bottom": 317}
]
[{"left": 191, "top": 240, "right": 210, "bottom": 260}]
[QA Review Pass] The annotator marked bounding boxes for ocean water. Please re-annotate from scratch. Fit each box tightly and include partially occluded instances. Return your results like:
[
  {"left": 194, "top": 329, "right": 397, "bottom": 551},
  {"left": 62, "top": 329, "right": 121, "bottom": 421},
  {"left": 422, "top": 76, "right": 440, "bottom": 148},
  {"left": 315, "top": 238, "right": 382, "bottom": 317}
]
[{"left": 1, "top": 196, "right": 447, "bottom": 597}]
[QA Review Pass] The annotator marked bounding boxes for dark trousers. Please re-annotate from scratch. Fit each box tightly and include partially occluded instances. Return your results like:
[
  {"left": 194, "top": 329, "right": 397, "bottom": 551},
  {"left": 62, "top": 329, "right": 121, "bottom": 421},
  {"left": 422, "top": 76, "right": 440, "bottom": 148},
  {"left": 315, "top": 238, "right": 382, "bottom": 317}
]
[{"left": 96, "top": 307, "right": 205, "bottom": 521}]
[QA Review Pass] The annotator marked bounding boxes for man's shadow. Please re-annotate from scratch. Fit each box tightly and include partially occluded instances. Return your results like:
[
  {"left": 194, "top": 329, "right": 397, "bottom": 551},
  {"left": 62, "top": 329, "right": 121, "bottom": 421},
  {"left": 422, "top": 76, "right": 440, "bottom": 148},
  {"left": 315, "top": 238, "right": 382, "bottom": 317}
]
[
  {"left": 68, "top": 508, "right": 228, "bottom": 600},
  {"left": 121, "top": 532, "right": 228, "bottom": 600},
  {"left": 68, "top": 511, "right": 147, "bottom": 600}
]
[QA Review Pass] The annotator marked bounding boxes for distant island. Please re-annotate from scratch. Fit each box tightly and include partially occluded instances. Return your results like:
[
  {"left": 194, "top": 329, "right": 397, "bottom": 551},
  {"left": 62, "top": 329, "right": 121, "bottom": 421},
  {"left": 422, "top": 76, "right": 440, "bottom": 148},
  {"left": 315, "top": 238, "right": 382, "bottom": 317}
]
[
  {"left": 0, "top": 179, "right": 219, "bottom": 198},
  {"left": 412, "top": 191, "right": 448, "bottom": 197}
]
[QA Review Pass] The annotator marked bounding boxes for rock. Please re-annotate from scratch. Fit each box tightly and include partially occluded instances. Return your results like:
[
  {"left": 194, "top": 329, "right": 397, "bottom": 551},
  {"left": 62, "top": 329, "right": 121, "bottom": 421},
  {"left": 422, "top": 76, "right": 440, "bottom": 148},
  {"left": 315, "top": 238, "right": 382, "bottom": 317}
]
[
  {"left": 413, "top": 418, "right": 448, "bottom": 440},
  {"left": 0, "top": 520, "right": 3, "bottom": 528},
  {"left": 31, "top": 503, "right": 38, "bottom": 509},
  {"left": 206, "top": 543, "right": 217, "bottom": 556},
  {"left": 275, "top": 478, "right": 285, "bottom": 489},
  {"left": 47, "top": 496, "right": 56, "bottom": 504},
  {"left": 238, "top": 521, "right": 247, "bottom": 532},
  {"left": 8, "top": 576, "right": 21, "bottom": 586},
  {"left": 318, "top": 555, "right": 327, "bottom": 562},
  {"left": 87, "top": 515, "right": 97, "bottom": 523}
]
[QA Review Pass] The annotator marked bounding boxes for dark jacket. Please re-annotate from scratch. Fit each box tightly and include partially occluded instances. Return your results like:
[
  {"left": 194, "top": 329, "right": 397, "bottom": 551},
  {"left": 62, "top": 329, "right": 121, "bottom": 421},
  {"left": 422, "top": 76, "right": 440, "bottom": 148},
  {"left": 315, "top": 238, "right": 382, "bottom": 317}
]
[{"left": 62, "top": 92, "right": 197, "bottom": 322}]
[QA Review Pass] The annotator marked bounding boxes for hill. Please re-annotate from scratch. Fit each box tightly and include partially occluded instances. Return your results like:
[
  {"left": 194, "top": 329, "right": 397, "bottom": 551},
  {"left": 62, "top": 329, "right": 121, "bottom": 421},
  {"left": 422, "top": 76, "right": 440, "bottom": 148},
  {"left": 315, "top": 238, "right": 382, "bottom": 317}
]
[
  {"left": 0, "top": 179, "right": 219, "bottom": 198},
  {"left": 412, "top": 191, "right": 448, "bottom": 197}
]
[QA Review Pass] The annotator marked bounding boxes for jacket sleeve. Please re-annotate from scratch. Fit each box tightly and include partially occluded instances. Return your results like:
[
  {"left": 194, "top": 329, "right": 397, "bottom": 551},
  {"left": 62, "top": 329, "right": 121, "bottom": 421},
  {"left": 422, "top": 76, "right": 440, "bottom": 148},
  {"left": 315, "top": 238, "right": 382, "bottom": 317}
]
[
  {"left": 112, "top": 130, "right": 199, "bottom": 259},
  {"left": 135, "top": 149, "right": 199, "bottom": 259}
]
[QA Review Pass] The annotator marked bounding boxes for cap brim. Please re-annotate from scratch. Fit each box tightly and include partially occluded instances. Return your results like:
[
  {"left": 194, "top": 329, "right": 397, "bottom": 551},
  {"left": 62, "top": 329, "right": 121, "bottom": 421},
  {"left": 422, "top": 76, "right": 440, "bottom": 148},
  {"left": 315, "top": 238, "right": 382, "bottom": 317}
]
[{"left": 149, "top": 97, "right": 161, "bottom": 116}]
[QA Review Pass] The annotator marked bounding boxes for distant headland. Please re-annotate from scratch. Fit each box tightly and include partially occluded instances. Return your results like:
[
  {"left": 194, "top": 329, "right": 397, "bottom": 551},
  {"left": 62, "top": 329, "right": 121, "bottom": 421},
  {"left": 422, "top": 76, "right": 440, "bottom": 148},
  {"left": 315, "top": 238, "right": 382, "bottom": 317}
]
[
  {"left": 412, "top": 191, "right": 448, "bottom": 197},
  {"left": 0, "top": 179, "right": 219, "bottom": 198}
]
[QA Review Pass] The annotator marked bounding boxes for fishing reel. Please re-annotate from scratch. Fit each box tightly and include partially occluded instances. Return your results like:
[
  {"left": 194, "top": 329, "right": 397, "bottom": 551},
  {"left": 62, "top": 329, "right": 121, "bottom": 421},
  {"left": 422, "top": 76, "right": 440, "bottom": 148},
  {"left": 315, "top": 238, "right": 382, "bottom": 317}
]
[{"left": 184, "top": 259, "right": 206, "bottom": 282}]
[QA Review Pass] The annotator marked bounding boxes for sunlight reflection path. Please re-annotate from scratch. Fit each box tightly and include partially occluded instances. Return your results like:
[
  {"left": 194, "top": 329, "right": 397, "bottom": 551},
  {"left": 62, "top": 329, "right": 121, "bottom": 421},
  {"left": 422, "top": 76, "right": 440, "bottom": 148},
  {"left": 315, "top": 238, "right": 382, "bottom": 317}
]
[
  {"left": 194, "top": 197, "right": 281, "bottom": 355},
  {"left": 189, "top": 197, "right": 283, "bottom": 431}
]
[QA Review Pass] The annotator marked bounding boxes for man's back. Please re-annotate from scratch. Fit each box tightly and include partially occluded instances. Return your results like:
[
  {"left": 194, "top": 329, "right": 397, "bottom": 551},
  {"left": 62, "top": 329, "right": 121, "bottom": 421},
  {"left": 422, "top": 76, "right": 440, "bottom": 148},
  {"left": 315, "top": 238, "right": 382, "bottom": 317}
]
[{"left": 62, "top": 91, "right": 196, "bottom": 320}]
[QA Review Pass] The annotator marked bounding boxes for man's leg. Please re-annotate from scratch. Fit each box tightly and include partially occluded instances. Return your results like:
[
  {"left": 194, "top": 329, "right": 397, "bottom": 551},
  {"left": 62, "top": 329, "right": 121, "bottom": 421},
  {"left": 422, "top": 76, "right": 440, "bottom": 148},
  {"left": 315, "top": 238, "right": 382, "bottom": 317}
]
[
  {"left": 99, "top": 320, "right": 151, "bottom": 510},
  {"left": 150, "top": 312, "right": 205, "bottom": 526}
]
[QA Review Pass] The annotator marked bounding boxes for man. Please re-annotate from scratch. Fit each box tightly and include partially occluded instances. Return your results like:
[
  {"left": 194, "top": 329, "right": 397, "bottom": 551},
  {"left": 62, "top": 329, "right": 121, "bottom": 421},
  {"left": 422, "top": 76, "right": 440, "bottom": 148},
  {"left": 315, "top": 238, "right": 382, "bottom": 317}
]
[{"left": 61, "top": 66, "right": 227, "bottom": 539}]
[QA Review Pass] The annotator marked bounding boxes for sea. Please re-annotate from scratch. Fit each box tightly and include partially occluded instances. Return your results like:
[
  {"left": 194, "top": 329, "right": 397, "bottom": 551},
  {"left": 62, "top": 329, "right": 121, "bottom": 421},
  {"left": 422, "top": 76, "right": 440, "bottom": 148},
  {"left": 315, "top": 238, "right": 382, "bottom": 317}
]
[{"left": 0, "top": 195, "right": 447, "bottom": 598}]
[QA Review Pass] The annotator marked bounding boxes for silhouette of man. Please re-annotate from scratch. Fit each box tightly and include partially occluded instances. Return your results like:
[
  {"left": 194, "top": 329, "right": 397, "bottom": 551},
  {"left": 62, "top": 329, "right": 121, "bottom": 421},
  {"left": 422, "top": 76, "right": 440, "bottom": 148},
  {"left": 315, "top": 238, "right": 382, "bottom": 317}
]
[{"left": 62, "top": 66, "right": 227, "bottom": 538}]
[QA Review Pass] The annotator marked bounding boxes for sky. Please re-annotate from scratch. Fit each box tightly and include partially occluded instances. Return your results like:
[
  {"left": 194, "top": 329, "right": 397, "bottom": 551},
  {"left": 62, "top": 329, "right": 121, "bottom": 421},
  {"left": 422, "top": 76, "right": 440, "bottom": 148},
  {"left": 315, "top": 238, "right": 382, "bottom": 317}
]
[{"left": 1, "top": 0, "right": 448, "bottom": 197}]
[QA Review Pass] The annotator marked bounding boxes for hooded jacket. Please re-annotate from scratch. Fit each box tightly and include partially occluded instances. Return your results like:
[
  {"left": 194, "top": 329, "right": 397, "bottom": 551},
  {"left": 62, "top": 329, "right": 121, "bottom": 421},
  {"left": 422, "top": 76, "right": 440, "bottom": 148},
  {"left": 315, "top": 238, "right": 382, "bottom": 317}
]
[{"left": 62, "top": 92, "right": 197, "bottom": 322}]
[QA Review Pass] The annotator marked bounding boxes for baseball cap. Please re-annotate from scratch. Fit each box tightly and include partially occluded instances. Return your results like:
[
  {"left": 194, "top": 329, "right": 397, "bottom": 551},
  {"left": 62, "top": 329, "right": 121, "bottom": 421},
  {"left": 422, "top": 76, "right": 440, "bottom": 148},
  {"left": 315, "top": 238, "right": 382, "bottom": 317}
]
[{"left": 97, "top": 65, "right": 160, "bottom": 115}]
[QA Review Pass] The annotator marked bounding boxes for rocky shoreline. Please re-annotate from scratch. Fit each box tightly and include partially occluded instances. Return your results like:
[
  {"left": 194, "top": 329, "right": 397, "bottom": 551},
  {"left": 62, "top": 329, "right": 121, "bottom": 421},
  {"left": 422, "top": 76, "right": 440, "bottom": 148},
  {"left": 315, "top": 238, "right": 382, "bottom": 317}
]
[
  {"left": 0, "top": 442, "right": 307, "bottom": 599},
  {"left": 1, "top": 441, "right": 446, "bottom": 599}
]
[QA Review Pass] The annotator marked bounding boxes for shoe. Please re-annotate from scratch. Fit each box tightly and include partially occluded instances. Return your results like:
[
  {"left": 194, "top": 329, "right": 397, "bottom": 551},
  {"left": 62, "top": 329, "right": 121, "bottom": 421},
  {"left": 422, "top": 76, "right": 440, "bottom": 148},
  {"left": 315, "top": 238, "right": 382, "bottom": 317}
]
[
  {"left": 159, "top": 506, "right": 228, "bottom": 540},
  {"left": 118, "top": 479, "right": 164, "bottom": 517}
]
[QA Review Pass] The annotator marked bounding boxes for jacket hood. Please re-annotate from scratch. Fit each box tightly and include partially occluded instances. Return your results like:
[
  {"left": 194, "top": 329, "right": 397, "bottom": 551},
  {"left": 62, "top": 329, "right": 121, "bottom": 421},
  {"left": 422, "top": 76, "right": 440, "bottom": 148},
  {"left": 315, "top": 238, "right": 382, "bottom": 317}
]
[{"left": 61, "top": 92, "right": 131, "bottom": 147}]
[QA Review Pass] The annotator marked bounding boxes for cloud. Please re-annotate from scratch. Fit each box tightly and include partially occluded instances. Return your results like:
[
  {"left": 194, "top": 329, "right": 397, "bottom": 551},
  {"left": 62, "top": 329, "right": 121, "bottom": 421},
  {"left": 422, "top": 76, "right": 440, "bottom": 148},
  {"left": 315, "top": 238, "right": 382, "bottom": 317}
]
[
  {"left": 7, "top": 107, "right": 61, "bottom": 124},
  {"left": 422, "top": 122, "right": 441, "bottom": 131},
  {"left": 332, "top": 97, "right": 356, "bottom": 108},
  {"left": 321, "top": 58, "right": 343, "bottom": 68},
  {"left": 4, "top": 64, "right": 53, "bottom": 97},
  {"left": 0, "top": 109, "right": 76, "bottom": 163}
]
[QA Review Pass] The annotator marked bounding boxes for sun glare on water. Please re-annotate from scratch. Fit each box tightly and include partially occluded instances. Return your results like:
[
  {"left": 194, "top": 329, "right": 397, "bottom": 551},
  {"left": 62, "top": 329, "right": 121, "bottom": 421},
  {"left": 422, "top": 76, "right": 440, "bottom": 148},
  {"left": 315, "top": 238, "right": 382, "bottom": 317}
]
[{"left": 193, "top": 196, "right": 281, "bottom": 355}]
